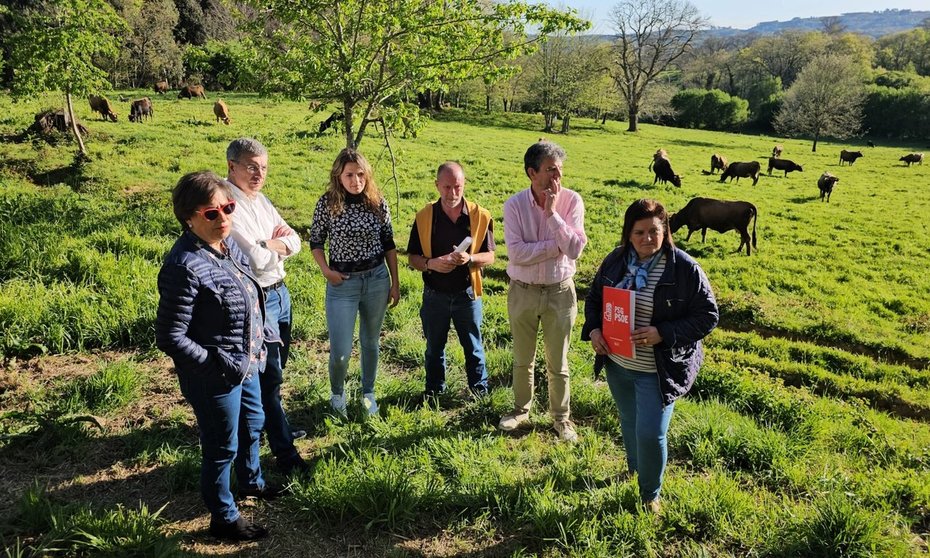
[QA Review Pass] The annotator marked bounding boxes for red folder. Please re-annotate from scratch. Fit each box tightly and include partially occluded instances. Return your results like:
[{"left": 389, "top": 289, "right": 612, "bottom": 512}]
[{"left": 602, "top": 286, "right": 635, "bottom": 358}]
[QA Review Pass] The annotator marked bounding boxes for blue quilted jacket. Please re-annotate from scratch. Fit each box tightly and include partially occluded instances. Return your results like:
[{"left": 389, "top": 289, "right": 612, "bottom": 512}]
[
  {"left": 581, "top": 246, "right": 719, "bottom": 406},
  {"left": 155, "top": 230, "right": 267, "bottom": 384}
]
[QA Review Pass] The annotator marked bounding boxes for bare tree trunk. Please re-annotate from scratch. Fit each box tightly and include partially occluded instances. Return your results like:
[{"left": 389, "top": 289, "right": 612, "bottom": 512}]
[
  {"left": 560, "top": 114, "right": 571, "bottom": 134},
  {"left": 543, "top": 112, "right": 554, "bottom": 132},
  {"left": 812, "top": 129, "right": 819, "bottom": 152},
  {"left": 65, "top": 90, "right": 87, "bottom": 157},
  {"left": 627, "top": 107, "right": 638, "bottom": 132},
  {"left": 486, "top": 94, "right": 491, "bottom": 114}
]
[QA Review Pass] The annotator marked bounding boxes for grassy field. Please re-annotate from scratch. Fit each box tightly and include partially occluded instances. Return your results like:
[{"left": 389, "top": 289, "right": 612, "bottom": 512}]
[{"left": 1, "top": 91, "right": 929, "bottom": 556}]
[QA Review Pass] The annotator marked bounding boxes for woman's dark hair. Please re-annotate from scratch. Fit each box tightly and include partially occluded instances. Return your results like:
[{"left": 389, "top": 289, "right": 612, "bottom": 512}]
[
  {"left": 171, "top": 170, "right": 232, "bottom": 228},
  {"left": 620, "top": 198, "right": 676, "bottom": 252}
]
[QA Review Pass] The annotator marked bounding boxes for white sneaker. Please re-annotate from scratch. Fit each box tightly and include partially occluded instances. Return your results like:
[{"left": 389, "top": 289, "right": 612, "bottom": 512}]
[
  {"left": 363, "top": 393, "right": 379, "bottom": 416},
  {"left": 553, "top": 420, "right": 578, "bottom": 442},
  {"left": 498, "top": 412, "right": 530, "bottom": 431},
  {"left": 330, "top": 393, "right": 347, "bottom": 417}
]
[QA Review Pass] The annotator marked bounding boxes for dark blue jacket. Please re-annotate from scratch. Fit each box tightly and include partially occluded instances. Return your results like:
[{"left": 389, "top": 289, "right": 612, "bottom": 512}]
[
  {"left": 581, "top": 246, "right": 718, "bottom": 406},
  {"left": 155, "top": 231, "right": 267, "bottom": 385}
]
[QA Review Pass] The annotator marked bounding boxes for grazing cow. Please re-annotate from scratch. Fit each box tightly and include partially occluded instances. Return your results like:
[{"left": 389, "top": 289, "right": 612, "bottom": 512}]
[
  {"left": 867, "top": 140, "right": 875, "bottom": 148},
  {"left": 839, "top": 150, "right": 863, "bottom": 166},
  {"left": 213, "top": 100, "right": 230, "bottom": 125},
  {"left": 128, "top": 97, "right": 153, "bottom": 123},
  {"left": 772, "top": 145, "right": 783, "bottom": 158},
  {"left": 900, "top": 153, "right": 924, "bottom": 166},
  {"left": 651, "top": 156, "right": 682, "bottom": 187},
  {"left": 768, "top": 157, "right": 803, "bottom": 177},
  {"left": 178, "top": 84, "right": 206, "bottom": 99},
  {"left": 818, "top": 172, "right": 839, "bottom": 202},
  {"left": 710, "top": 153, "right": 728, "bottom": 174},
  {"left": 88, "top": 95, "right": 117, "bottom": 122},
  {"left": 154, "top": 80, "right": 169, "bottom": 95},
  {"left": 720, "top": 161, "right": 761, "bottom": 186},
  {"left": 670, "top": 197, "right": 758, "bottom": 256},
  {"left": 319, "top": 111, "right": 340, "bottom": 134}
]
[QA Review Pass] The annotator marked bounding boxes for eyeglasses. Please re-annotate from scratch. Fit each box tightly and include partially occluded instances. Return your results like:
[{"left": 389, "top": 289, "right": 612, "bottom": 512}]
[
  {"left": 234, "top": 161, "right": 268, "bottom": 174},
  {"left": 195, "top": 201, "right": 236, "bottom": 221}
]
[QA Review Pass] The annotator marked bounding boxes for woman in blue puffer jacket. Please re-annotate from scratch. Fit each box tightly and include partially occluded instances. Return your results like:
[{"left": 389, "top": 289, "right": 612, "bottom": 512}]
[
  {"left": 155, "top": 171, "right": 279, "bottom": 541},
  {"left": 581, "top": 198, "right": 718, "bottom": 514}
]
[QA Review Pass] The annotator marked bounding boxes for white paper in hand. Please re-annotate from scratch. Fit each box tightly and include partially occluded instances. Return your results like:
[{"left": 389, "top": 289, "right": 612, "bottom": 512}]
[{"left": 453, "top": 236, "right": 473, "bottom": 253}]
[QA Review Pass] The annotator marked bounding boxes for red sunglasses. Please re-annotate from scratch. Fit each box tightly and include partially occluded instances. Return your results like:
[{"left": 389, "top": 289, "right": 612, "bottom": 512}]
[{"left": 195, "top": 201, "right": 236, "bottom": 221}]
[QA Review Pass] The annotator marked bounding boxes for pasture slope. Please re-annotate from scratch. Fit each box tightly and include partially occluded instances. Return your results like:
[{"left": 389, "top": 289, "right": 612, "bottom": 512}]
[{"left": 1, "top": 92, "right": 929, "bottom": 556}]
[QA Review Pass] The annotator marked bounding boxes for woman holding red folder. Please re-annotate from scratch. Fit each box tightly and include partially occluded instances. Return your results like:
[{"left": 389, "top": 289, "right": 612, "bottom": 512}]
[{"left": 581, "top": 198, "right": 718, "bottom": 513}]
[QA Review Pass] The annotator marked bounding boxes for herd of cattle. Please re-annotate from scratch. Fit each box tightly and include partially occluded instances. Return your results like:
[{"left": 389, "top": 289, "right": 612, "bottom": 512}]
[
  {"left": 654, "top": 144, "right": 924, "bottom": 256},
  {"left": 87, "top": 83, "right": 231, "bottom": 127},
  {"left": 83, "top": 81, "right": 926, "bottom": 259}
]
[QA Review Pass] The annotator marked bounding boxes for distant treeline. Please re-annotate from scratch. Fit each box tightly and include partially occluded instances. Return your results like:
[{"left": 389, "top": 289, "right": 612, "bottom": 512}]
[{"left": 1, "top": 1, "right": 928, "bottom": 141}]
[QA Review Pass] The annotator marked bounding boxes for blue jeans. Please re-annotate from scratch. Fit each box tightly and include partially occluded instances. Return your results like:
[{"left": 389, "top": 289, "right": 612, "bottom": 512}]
[
  {"left": 604, "top": 360, "right": 675, "bottom": 502},
  {"left": 325, "top": 264, "right": 390, "bottom": 396},
  {"left": 178, "top": 370, "right": 267, "bottom": 523},
  {"left": 261, "top": 284, "right": 299, "bottom": 461},
  {"left": 420, "top": 286, "right": 488, "bottom": 394}
]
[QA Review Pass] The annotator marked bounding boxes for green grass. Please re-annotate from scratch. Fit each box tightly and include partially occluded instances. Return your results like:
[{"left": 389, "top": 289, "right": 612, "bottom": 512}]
[{"left": 1, "top": 92, "right": 929, "bottom": 555}]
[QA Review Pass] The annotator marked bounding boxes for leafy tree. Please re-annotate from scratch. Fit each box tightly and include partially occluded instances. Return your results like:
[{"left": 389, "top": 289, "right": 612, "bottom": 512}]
[
  {"left": 247, "top": 0, "right": 588, "bottom": 148},
  {"left": 183, "top": 40, "right": 258, "bottom": 90},
  {"left": 774, "top": 54, "right": 866, "bottom": 152},
  {"left": 745, "top": 30, "right": 829, "bottom": 89},
  {"left": 525, "top": 35, "right": 604, "bottom": 133},
  {"left": 608, "top": 0, "right": 706, "bottom": 132},
  {"left": 6, "top": 0, "right": 125, "bottom": 157},
  {"left": 112, "top": 0, "right": 183, "bottom": 87},
  {"left": 875, "top": 28, "right": 930, "bottom": 76},
  {"left": 671, "top": 88, "right": 748, "bottom": 130}
]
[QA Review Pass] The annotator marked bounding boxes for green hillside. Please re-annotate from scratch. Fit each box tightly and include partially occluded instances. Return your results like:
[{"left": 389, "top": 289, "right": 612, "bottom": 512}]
[{"left": 1, "top": 92, "right": 928, "bottom": 556}]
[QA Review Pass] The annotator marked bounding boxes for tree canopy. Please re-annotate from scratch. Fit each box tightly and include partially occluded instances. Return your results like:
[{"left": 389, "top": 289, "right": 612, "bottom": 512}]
[{"left": 247, "top": 0, "right": 588, "bottom": 148}]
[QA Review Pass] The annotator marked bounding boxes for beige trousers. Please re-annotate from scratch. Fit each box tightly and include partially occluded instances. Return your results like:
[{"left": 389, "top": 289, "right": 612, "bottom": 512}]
[{"left": 507, "top": 278, "right": 577, "bottom": 421}]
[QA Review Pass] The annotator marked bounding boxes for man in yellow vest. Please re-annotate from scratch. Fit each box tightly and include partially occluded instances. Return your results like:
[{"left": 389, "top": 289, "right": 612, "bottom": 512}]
[{"left": 407, "top": 161, "right": 495, "bottom": 398}]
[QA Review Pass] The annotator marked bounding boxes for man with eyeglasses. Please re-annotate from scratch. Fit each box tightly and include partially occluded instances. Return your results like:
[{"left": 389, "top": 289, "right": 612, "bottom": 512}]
[{"left": 225, "top": 138, "right": 308, "bottom": 476}]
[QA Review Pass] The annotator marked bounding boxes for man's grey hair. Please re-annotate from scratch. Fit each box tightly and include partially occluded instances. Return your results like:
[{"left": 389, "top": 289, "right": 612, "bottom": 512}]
[
  {"left": 436, "top": 160, "right": 464, "bottom": 180},
  {"left": 226, "top": 138, "right": 268, "bottom": 162},
  {"left": 524, "top": 140, "right": 566, "bottom": 177}
]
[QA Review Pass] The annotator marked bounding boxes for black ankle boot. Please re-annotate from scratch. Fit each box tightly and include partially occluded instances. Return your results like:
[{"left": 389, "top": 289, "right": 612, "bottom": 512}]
[{"left": 209, "top": 516, "right": 268, "bottom": 541}]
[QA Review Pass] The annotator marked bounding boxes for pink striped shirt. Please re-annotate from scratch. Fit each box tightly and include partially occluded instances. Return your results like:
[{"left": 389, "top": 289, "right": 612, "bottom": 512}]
[{"left": 503, "top": 187, "right": 587, "bottom": 284}]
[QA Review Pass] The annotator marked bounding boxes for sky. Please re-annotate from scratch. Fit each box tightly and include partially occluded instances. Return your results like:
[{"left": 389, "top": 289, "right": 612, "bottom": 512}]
[{"left": 566, "top": 1, "right": 930, "bottom": 33}]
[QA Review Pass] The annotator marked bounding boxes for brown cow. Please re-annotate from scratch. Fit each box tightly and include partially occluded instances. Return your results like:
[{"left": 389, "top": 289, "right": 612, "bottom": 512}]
[
  {"left": 772, "top": 145, "right": 783, "bottom": 158},
  {"left": 710, "top": 153, "right": 728, "bottom": 174},
  {"left": 129, "top": 98, "right": 153, "bottom": 123},
  {"left": 900, "top": 153, "right": 924, "bottom": 166},
  {"left": 720, "top": 161, "right": 761, "bottom": 186},
  {"left": 178, "top": 85, "right": 206, "bottom": 99},
  {"left": 818, "top": 172, "right": 839, "bottom": 202},
  {"left": 154, "top": 80, "right": 169, "bottom": 95},
  {"left": 670, "top": 197, "right": 758, "bottom": 256},
  {"left": 839, "top": 150, "right": 863, "bottom": 165},
  {"left": 213, "top": 100, "right": 230, "bottom": 125},
  {"left": 88, "top": 95, "right": 117, "bottom": 122},
  {"left": 768, "top": 157, "right": 803, "bottom": 177}
]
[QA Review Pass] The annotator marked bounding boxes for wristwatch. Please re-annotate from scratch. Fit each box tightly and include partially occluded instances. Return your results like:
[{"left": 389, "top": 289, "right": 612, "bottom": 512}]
[
  {"left": 424, "top": 258, "right": 432, "bottom": 273},
  {"left": 258, "top": 240, "right": 268, "bottom": 249}
]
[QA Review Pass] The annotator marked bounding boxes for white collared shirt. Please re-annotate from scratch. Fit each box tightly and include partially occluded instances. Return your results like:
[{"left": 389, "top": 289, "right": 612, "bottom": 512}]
[{"left": 227, "top": 180, "right": 301, "bottom": 287}]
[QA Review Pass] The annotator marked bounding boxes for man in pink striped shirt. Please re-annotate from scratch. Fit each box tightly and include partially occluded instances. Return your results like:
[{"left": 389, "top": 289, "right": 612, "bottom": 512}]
[{"left": 498, "top": 140, "right": 587, "bottom": 442}]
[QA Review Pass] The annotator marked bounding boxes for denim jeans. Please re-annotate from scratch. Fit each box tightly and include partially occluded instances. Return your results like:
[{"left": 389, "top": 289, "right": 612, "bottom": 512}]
[
  {"left": 604, "top": 359, "right": 675, "bottom": 502},
  {"left": 325, "top": 264, "right": 390, "bottom": 396},
  {"left": 177, "top": 370, "right": 267, "bottom": 523},
  {"left": 420, "top": 286, "right": 488, "bottom": 394},
  {"left": 261, "top": 283, "right": 299, "bottom": 461}
]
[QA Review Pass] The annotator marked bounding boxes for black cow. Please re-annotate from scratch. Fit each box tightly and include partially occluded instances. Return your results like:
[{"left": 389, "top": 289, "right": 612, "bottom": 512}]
[
  {"left": 839, "top": 150, "right": 863, "bottom": 165},
  {"left": 720, "top": 161, "right": 761, "bottom": 186},
  {"left": 670, "top": 197, "right": 758, "bottom": 256},
  {"left": 900, "top": 153, "right": 924, "bottom": 166},
  {"left": 768, "top": 157, "right": 803, "bottom": 177},
  {"left": 867, "top": 141, "right": 875, "bottom": 148},
  {"left": 319, "top": 111, "right": 340, "bottom": 134},
  {"left": 650, "top": 156, "right": 681, "bottom": 187},
  {"left": 818, "top": 172, "right": 839, "bottom": 202},
  {"left": 129, "top": 97, "right": 153, "bottom": 122}
]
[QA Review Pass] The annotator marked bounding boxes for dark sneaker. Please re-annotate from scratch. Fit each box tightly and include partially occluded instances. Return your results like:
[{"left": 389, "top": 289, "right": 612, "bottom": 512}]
[
  {"left": 238, "top": 482, "right": 285, "bottom": 501},
  {"left": 209, "top": 516, "right": 268, "bottom": 541},
  {"left": 291, "top": 429, "right": 307, "bottom": 441},
  {"left": 278, "top": 455, "right": 310, "bottom": 476}
]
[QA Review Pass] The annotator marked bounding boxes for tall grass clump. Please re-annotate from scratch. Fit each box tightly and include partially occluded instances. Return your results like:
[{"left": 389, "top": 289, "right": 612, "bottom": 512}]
[
  {"left": 11, "top": 485, "right": 183, "bottom": 557},
  {"left": 76, "top": 360, "right": 144, "bottom": 413}
]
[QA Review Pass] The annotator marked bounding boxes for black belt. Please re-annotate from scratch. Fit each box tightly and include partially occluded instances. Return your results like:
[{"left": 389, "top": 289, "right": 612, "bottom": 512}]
[{"left": 262, "top": 280, "right": 285, "bottom": 292}]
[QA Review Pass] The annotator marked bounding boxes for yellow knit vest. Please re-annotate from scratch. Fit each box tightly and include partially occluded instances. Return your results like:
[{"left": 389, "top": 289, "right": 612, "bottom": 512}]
[{"left": 415, "top": 199, "right": 491, "bottom": 298}]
